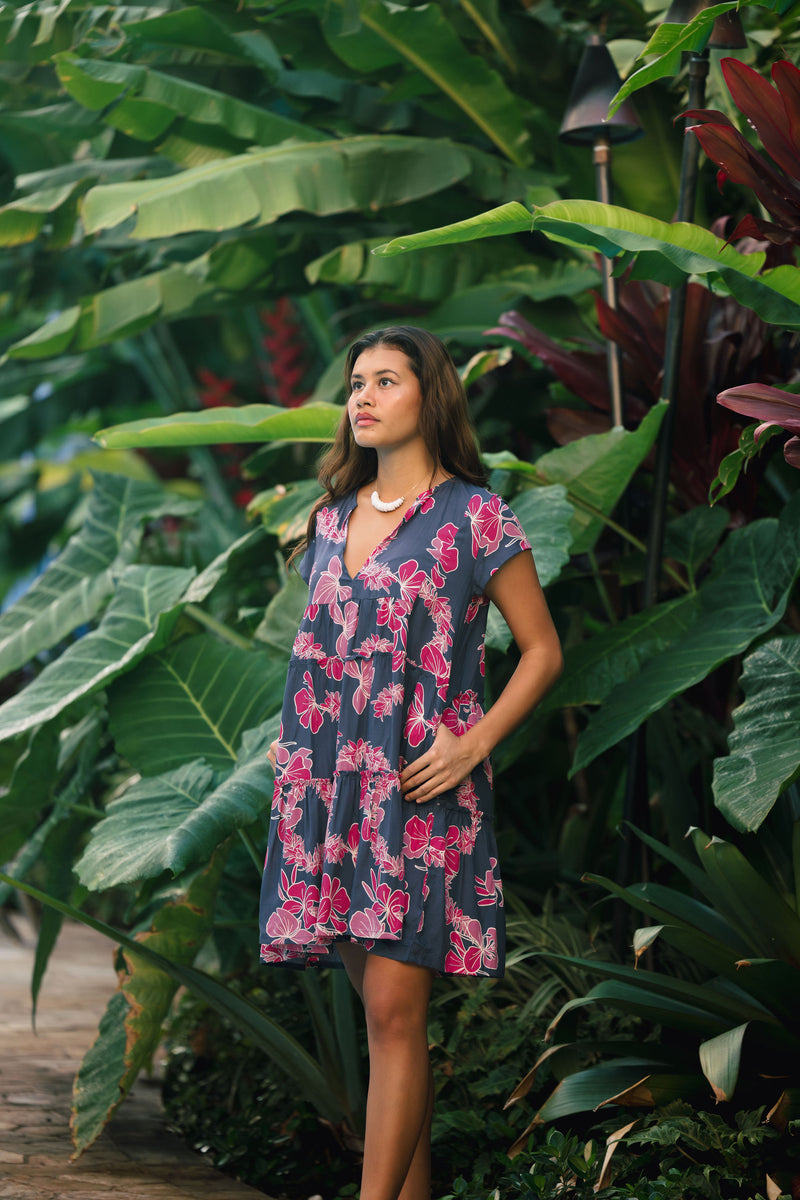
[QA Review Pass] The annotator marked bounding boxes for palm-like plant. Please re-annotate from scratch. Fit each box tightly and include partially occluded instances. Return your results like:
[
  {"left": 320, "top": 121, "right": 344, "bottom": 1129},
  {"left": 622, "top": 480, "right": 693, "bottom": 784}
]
[{"left": 508, "top": 820, "right": 800, "bottom": 1156}]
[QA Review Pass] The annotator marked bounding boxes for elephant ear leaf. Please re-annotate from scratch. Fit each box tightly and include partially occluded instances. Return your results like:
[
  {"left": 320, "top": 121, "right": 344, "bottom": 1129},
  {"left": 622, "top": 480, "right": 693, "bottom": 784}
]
[{"left": 70, "top": 847, "right": 227, "bottom": 1157}]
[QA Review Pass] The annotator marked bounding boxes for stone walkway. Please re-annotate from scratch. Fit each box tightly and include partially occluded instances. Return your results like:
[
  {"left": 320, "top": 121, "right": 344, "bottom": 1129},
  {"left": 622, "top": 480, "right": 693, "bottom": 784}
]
[{"left": 0, "top": 915, "right": 269, "bottom": 1200}]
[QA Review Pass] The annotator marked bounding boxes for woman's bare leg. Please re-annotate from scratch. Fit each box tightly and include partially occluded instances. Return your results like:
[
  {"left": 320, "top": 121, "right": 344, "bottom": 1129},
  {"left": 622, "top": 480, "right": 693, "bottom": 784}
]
[{"left": 337, "top": 944, "right": 434, "bottom": 1200}]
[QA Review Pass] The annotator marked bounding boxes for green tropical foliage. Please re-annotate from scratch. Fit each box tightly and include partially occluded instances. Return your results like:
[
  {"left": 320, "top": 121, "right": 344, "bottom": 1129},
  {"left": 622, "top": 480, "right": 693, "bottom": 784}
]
[
  {"left": 508, "top": 821, "right": 800, "bottom": 1157},
  {"left": 2, "top": 0, "right": 800, "bottom": 1190}
]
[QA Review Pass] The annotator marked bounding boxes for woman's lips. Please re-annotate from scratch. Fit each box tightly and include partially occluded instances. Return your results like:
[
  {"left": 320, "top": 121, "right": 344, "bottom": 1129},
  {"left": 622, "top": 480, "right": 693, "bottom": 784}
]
[{"left": 355, "top": 415, "right": 378, "bottom": 425}]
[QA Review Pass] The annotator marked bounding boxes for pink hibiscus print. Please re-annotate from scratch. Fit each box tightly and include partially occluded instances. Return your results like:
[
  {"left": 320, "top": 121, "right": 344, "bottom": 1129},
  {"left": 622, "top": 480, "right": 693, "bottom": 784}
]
[
  {"left": 403, "top": 682, "right": 430, "bottom": 748},
  {"left": 466, "top": 494, "right": 504, "bottom": 557},
  {"left": 295, "top": 670, "right": 324, "bottom": 733},
  {"left": 428, "top": 522, "right": 460, "bottom": 573}
]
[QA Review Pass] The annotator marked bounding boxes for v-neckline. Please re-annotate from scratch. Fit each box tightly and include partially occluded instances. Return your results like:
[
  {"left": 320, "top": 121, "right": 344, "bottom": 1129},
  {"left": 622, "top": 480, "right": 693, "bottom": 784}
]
[{"left": 340, "top": 477, "right": 455, "bottom": 581}]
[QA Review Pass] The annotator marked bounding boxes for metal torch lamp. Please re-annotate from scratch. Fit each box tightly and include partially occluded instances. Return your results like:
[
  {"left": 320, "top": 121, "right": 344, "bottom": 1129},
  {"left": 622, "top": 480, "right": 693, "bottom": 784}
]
[{"left": 559, "top": 36, "right": 643, "bottom": 429}]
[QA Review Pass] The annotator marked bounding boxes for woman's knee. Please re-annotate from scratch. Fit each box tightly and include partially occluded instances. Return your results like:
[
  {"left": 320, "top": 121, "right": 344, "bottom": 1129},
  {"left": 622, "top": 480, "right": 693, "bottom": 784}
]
[{"left": 362, "top": 957, "right": 432, "bottom": 1042}]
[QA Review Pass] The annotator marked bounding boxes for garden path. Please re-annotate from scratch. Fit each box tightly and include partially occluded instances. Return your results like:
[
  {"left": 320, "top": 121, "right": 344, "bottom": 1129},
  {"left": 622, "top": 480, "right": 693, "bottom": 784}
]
[{"left": 0, "top": 915, "right": 270, "bottom": 1200}]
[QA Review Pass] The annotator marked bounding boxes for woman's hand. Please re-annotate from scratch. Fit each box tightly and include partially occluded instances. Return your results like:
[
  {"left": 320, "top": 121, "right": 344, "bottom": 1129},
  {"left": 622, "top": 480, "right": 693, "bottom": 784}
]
[
  {"left": 267, "top": 740, "right": 278, "bottom": 770},
  {"left": 399, "top": 723, "right": 482, "bottom": 804}
]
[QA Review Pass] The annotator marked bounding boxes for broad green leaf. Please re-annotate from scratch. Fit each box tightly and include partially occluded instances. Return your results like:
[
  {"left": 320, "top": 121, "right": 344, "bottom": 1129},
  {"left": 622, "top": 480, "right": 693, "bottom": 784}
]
[
  {"left": 76, "top": 724, "right": 275, "bottom": 888},
  {"left": 554, "top": 980, "right": 730, "bottom": 1037},
  {"left": 0, "top": 869, "right": 345, "bottom": 1126},
  {"left": 534, "top": 1061, "right": 698, "bottom": 1123},
  {"left": 108, "top": 634, "right": 284, "bottom": 774},
  {"left": 327, "top": 0, "right": 531, "bottom": 165},
  {"left": 0, "top": 722, "right": 59, "bottom": 864},
  {"left": 75, "top": 761, "right": 215, "bottom": 889},
  {"left": 81, "top": 137, "right": 473, "bottom": 240},
  {"left": 71, "top": 992, "right": 129, "bottom": 1158},
  {"left": 713, "top": 637, "right": 800, "bottom": 833},
  {"left": 573, "top": 497, "right": 800, "bottom": 774},
  {"left": 249, "top": 479, "right": 325, "bottom": 545},
  {"left": 121, "top": 6, "right": 282, "bottom": 79},
  {"left": 543, "top": 595, "right": 699, "bottom": 712},
  {"left": 485, "top": 481, "right": 573, "bottom": 653},
  {"left": 95, "top": 403, "right": 341, "bottom": 449},
  {"left": 533, "top": 403, "right": 666, "bottom": 554},
  {"left": 542, "top": 954, "right": 771, "bottom": 1028},
  {"left": 608, "top": 2, "right": 773, "bottom": 112},
  {"left": 0, "top": 565, "right": 195, "bottom": 743},
  {"left": 373, "top": 201, "right": 533, "bottom": 257},
  {"left": 0, "top": 470, "right": 191, "bottom": 686},
  {"left": 0, "top": 182, "right": 81, "bottom": 245},
  {"left": 663, "top": 506, "right": 729, "bottom": 585},
  {"left": 56, "top": 54, "right": 318, "bottom": 148},
  {"left": 255, "top": 572, "right": 310, "bottom": 656},
  {"left": 72, "top": 852, "right": 225, "bottom": 1155},
  {"left": 531, "top": 200, "right": 800, "bottom": 329},
  {"left": 699, "top": 1023, "right": 748, "bottom": 1103},
  {"left": 8, "top": 234, "right": 281, "bottom": 356},
  {"left": 512, "top": 484, "right": 573, "bottom": 587},
  {"left": 693, "top": 832, "right": 800, "bottom": 966},
  {"left": 307, "top": 235, "right": 528, "bottom": 302},
  {"left": 183, "top": 527, "right": 268, "bottom": 605}
]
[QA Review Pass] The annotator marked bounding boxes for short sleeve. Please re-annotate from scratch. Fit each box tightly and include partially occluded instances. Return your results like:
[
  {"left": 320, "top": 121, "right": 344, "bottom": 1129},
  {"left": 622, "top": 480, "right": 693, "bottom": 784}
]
[{"left": 467, "top": 492, "right": 532, "bottom": 593}]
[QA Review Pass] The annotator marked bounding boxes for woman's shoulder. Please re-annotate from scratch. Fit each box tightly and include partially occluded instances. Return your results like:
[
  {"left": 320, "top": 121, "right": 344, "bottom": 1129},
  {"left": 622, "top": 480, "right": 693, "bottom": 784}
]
[{"left": 446, "top": 477, "right": 508, "bottom": 511}]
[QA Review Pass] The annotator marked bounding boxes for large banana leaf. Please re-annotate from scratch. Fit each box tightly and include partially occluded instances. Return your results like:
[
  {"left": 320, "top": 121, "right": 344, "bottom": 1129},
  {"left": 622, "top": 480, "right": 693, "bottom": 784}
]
[
  {"left": 72, "top": 848, "right": 226, "bottom": 1155},
  {"left": 374, "top": 200, "right": 533, "bottom": 256},
  {"left": 713, "top": 636, "right": 800, "bottom": 833},
  {"left": 308, "top": 236, "right": 597, "bottom": 304},
  {"left": 76, "top": 723, "right": 276, "bottom": 888},
  {"left": 0, "top": 181, "right": 83, "bottom": 246},
  {"left": 120, "top": 6, "right": 284, "bottom": 79},
  {"left": 56, "top": 53, "right": 319, "bottom": 148},
  {"left": 0, "top": 472, "right": 198, "bottom": 678},
  {"left": 608, "top": 1, "right": 781, "bottom": 113},
  {"left": 531, "top": 201, "right": 800, "bottom": 329},
  {"left": 8, "top": 233, "right": 281, "bottom": 357},
  {"left": 80, "top": 136, "right": 473, "bottom": 240},
  {"left": 376, "top": 197, "right": 800, "bottom": 329},
  {"left": 573, "top": 497, "right": 800, "bottom": 774},
  {"left": 95, "top": 403, "right": 341, "bottom": 449},
  {"left": 0, "top": 565, "right": 195, "bottom": 742},
  {"left": 323, "top": 0, "right": 531, "bottom": 165},
  {"left": 0, "top": 869, "right": 346, "bottom": 1126},
  {"left": 107, "top": 633, "right": 284, "bottom": 774}
]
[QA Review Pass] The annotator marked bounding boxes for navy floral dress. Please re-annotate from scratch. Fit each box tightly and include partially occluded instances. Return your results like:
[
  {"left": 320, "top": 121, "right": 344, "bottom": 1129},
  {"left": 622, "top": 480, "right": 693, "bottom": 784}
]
[{"left": 259, "top": 477, "right": 531, "bottom": 977}]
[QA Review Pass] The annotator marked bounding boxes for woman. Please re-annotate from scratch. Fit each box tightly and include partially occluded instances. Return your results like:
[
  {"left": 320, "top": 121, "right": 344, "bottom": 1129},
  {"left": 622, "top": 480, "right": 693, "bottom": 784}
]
[{"left": 261, "top": 326, "right": 562, "bottom": 1200}]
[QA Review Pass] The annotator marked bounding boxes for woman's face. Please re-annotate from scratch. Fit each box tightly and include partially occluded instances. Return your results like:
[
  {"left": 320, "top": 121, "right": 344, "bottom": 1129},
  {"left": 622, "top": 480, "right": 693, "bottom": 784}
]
[{"left": 348, "top": 346, "right": 424, "bottom": 453}]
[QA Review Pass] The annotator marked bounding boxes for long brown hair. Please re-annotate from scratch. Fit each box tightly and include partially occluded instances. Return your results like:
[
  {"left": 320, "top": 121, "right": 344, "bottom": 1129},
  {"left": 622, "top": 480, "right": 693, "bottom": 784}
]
[{"left": 293, "top": 326, "right": 486, "bottom": 562}]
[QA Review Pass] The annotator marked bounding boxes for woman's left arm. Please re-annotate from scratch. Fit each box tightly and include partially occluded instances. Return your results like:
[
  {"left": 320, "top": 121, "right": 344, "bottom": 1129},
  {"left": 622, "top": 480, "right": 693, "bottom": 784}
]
[{"left": 400, "top": 551, "right": 563, "bottom": 802}]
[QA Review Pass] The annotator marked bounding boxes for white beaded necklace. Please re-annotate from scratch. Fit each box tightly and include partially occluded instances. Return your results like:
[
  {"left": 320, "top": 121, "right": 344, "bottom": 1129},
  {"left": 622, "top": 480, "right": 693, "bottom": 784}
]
[{"left": 370, "top": 475, "right": 433, "bottom": 514}]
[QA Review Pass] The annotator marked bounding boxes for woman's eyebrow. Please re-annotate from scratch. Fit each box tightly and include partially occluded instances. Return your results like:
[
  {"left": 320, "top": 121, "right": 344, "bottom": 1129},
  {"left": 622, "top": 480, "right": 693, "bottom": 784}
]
[{"left": 351, "top": 368, "right": 400, "bottom": 381}]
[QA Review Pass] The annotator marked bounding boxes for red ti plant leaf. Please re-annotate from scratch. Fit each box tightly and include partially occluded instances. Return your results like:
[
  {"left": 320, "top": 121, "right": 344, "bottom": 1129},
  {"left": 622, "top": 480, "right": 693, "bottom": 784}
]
[
  {"left": 685, "top": 58, "right": 800, "bottom": 249},
  {"left": 722, "top": 58, "right": 800, "bottom": 182},
  {"left": 717, "top": 383, "right": 800, "bottom": 469}
]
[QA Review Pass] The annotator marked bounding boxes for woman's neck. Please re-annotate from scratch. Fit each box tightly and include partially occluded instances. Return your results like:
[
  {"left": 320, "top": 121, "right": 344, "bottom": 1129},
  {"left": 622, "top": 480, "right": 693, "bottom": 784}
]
[{"left": 372, "top": 448, "right": 440, "bottom": 499}]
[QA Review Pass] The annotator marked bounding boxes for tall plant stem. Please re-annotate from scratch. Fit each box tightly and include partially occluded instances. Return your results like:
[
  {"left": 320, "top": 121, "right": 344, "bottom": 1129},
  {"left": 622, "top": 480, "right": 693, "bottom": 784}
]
[
  {"left": 616, "top": 51, "right": 709, "bottom": 946},
  {"left": 644, "top": 50, "right": 709, "bottom": 607}
]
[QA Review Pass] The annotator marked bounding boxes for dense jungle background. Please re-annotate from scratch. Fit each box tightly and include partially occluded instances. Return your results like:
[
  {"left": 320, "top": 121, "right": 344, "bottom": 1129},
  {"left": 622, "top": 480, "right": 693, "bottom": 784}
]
[{"left": 2, "top": 0, "right": 800, "bottom": 1196}]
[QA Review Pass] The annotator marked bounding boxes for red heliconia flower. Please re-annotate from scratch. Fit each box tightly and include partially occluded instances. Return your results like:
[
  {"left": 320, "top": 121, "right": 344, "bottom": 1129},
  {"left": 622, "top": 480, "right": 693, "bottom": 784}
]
[
  {"left": 717, "top": 383, "right": 800, "bottom": 468},
  {"left": 195, "top": 367, "right": 238, "bottom": 408}
]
